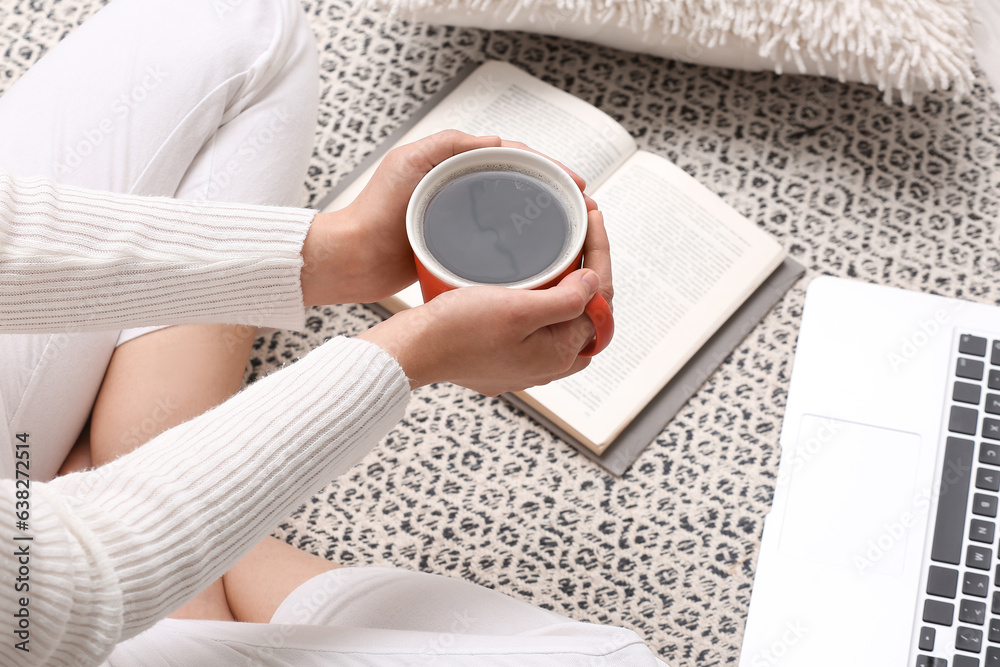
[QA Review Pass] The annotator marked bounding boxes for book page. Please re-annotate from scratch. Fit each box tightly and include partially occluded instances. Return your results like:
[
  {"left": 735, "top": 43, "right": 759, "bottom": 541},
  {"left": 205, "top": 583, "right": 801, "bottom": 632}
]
[
  {"left": 520, "top": 150, "right": 786, "bottom": 449},
  {"left": 322, "top": 60, "right": 636, "bottom": 215}
]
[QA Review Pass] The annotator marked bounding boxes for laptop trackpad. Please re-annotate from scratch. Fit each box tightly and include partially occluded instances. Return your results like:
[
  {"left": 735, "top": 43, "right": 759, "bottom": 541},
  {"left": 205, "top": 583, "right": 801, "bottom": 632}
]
[{"left": 778, "top": 415, "right": 923, "bottom": 577}]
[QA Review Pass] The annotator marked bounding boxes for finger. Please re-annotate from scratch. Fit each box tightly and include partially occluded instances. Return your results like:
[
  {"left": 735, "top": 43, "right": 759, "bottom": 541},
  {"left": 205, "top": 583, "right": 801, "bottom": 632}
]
[
  {"left": 582, "top": 209, "right": 613, "bottom": 306},
  {"left": 499, "top": 139, "right": 587, "bottom": 193},
  {"left": 583, "top": 194, "right": 599, "bottom": 212},
  {"left": 505, "top": 317, "right": 588, "bottom": 389},
  {"left": 548, "top": 353, "right": 593, "bottom": 382},
  {"left": 400, "top": 130, "right": 503, "bottom": 180},
  {"left": 509, "top": 269, "right": 599, "bottom": 331},
  {"left": 551, "top": 312, "right": 598, "bottom": 357},
  {"left": 523, "top": 313, "right": 595, "bottom": 382},
  {"left": 421, "top": 129, "right": 503, "bottom": 166}
]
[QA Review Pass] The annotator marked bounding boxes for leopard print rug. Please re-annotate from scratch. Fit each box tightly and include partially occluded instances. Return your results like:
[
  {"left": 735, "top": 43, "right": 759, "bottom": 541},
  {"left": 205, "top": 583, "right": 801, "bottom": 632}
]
[{"left": 3, "top": 1, "right": 998, "bottom": 663}]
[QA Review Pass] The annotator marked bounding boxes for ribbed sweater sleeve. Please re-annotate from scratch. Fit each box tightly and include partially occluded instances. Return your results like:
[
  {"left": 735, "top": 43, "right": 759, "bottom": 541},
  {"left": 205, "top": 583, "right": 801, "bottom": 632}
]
[
  {"left": 0, "top": 174, "right": 414, "bottom": 664},
  {"left": 0, "top": 170, "right": 316, "bottom": 333},
  {"left": 0, "top": 336, "right": 410, "bottom": 666}
]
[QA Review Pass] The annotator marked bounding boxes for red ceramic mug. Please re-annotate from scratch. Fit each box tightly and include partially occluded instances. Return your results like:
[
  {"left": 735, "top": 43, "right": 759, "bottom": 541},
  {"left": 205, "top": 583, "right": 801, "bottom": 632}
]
[{"left": 406, "top": 147, "right": 613, "bottom": 357}]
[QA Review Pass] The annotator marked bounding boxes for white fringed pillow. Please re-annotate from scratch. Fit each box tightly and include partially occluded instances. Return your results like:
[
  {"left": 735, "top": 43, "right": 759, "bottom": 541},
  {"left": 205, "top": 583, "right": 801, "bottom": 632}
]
[{"left": 371, "top": 0, "right": 976, "bottom": 103}]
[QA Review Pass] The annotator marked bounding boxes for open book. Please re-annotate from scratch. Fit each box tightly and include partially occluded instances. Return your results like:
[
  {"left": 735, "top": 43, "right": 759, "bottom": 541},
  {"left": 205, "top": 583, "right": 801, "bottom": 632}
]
[{"left": 321, "top": 61, "right": 789, "bottom": 459}]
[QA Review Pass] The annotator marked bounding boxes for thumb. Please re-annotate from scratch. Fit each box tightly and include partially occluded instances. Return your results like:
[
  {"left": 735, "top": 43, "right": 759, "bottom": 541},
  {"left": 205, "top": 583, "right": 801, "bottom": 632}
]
[{"left": 518, "top": 269, "right": 600, "bottom": 329}]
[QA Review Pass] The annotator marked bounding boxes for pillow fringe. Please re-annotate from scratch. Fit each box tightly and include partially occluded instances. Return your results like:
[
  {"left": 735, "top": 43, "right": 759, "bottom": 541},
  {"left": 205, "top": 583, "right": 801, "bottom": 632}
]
[{"left": 374, "top": 0, "right": 976, "bottom": 104}]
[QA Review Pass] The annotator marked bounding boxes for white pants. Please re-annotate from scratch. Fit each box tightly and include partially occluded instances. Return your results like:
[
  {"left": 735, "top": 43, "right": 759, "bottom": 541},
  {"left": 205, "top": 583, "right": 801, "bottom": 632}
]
[
  {"left": 0, "top": 0, "right": 319, "bottom": 481},
  {"left": 106, "top": 567, "right": 668, "bottom": 665},
  {"left": 0, "top": 1, "right": 667, "bottom": 664}
]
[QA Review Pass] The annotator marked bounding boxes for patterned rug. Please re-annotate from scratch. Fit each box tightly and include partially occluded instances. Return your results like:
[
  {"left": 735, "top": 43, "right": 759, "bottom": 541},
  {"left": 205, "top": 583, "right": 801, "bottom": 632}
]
[{"left": 3, "top": 1, "right": 1000, "bottom": 664}]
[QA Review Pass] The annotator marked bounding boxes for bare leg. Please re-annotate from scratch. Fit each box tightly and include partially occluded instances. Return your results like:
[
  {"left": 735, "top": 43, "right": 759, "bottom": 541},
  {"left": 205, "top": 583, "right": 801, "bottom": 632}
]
[
  {"left": 86, "top": 322, "right": 257, "bottom": 622},
  {"left": 167, "top": 578, "right": 236, "bottom": 623},
  {"left": 63, "top": 321, "right": 343, "bottom": 623},
  {"left": 223, "top": 536, "right": 342, "bottom": 623},
  {"left": 57, "top": 418, "right": 94, "bottom": 476},
  {"left": 88, "top": 323, "right": 257, "bottom": 464}
]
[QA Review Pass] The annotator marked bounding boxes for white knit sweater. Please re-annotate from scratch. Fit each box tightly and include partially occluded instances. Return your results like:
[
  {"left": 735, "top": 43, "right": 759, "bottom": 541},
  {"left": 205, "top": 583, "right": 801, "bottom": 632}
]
[{"left": 0, "top": 171, "right": 411, "bottom": 665}]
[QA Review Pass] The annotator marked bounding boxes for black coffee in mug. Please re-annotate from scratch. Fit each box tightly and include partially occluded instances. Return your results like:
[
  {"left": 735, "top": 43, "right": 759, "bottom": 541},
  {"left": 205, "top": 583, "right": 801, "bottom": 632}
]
[
  {"left": 421, "top": 169, "right": 571, "bottom": 284},
  {"left": 407, "top": 147, "right": 613, "bottom": 357}
]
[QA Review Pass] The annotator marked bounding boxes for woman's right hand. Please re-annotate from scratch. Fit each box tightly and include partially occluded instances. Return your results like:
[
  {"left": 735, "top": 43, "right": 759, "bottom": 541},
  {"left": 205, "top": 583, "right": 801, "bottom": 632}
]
[{"left": 359, "top": 268, "right": 602, "bottom": 396}]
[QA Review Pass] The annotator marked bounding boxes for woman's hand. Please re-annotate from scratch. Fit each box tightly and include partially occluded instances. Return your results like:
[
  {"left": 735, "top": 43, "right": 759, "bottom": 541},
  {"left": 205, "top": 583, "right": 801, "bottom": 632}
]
[
  {"left": 298, "top": 130, "right": 597, "bottom": 307},
  {"left": 306, "top": 128, "right": 614, "bottom": 395},
  {"left": 299, "top": 131, "right": 498, "bottom": 307},
  {"left": 359, "top": 268, "right": 603, "bottom": 396},
  {"left": 358, "top": 177, "right": 613, "bottom": 395}
]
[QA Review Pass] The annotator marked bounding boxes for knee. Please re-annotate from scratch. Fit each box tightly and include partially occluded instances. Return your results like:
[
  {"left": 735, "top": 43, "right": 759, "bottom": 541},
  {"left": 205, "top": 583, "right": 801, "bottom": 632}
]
[
  {"left": 121, "top": 0, "right": 315, "bottom": 84},
  {"left": 205, "top": 0, "right": 315, "bottom": 58}
]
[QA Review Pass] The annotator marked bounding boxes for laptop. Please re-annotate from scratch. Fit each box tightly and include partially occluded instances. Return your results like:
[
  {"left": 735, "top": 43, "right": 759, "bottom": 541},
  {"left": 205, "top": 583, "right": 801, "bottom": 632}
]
[{"left": 740, "top": 276, "right": 1000, "bottom": 667}]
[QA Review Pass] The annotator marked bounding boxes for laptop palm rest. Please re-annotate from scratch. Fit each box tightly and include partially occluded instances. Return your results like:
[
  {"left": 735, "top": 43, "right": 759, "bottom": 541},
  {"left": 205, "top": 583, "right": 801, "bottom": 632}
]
[
  {"left": 738, "top": 277, "right": 983, "bottom": 666},
  {"left": 779, "top": 415, "right": 922, "bottom": 577}
]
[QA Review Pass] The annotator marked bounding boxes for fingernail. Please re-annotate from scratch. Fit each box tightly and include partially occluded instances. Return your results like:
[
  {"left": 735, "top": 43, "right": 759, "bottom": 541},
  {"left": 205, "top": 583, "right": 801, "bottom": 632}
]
[{"left": 582, "top": 271, "right": 599, "bottom": 295}]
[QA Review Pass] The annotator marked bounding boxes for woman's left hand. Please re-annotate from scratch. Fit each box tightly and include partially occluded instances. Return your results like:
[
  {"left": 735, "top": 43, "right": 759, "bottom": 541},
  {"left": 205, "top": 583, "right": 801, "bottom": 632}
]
[{"left": 298, "top": 130, "right": 595, "bottom": 307}]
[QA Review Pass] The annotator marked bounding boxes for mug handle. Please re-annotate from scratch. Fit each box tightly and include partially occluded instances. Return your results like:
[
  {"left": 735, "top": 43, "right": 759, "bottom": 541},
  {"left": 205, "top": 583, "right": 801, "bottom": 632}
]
[{"left": 578, "top": 293, "right": 614, "bottom": 357}]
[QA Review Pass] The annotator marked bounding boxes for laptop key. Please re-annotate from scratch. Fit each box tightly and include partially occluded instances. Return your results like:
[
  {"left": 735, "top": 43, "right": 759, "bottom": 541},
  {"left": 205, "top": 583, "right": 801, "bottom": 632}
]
[
  {"left": 957, "top": 625, "right": 984, "bottom": 652},
  {"left": 959, "top": 358, "right": 987, "bottom": 381},
  {"left": 973, "top": 494, "right": 998, "bottom": 518},
  {"left": 962, "top": 335, "right": 989, "bottom": 357},
  {"left": 991, "top": 369, "right": 1000, "bottom": 391},
  {"left": 932, "top": 438, "right": 975, "bottom": 564},
  {"left": 924, "top": 599, "right": 955, "bottom": 625},
  {"left": 987, "top": 394, "right": 1000, "bottom": 414},
  {"left": 956, "top": 382, "right": 985, "bottom": 405},
  {"left": 928, "top": 565, "right": 960, "bottom": 597},
  {"left": 988, "top": 646, "right": 1000, "bottom": 667},
  {"left": 955, "top": 655, "right": 981, "bottom": 667},
  {"left": 960, "top": 599, "right": 987, "bottom": 625},
  {"left": 952, "top": 406, "right": 981, "bottom": 435},
  {"left": 991, "top": 617, "right": 1000, "bottom": 642},
  {"left": 967, "top": 544, "right": 993, "bottom": 569},
  {"left": 964, "top": 571, "right": 990, "bottom": 597},
  {"left": 993, "top": 340, "right": 1000, "bottom": 365},
  {"left": 914, "top": 657, "right": 944, "bottom": 667},
  {"left": 984, "top": 419, "right": 1000, "bottom": 441},
  {"left": 969, "top": 519, "right": 995, "bottom": 544},
  {"left": 983, "top": 442, "right": 1000, "bottom": 466},
  {"left": 918, "top": 626, "right": 936, "bottom": 651},
  {"left": 978, "top": 469, "right": 1000, "bottom": 492}
]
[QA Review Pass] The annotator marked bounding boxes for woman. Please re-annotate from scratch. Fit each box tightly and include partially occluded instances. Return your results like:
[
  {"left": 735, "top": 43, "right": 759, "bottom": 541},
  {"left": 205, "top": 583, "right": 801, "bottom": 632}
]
[{"left": 0, "top": 0, "right": 663, "bottom": 664}]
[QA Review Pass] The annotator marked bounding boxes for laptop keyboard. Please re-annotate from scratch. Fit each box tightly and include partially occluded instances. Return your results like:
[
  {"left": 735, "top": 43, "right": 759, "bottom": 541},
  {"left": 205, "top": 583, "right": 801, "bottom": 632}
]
[{"left": 916, "top": 334, "right": 1000, "bottom": 667}]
